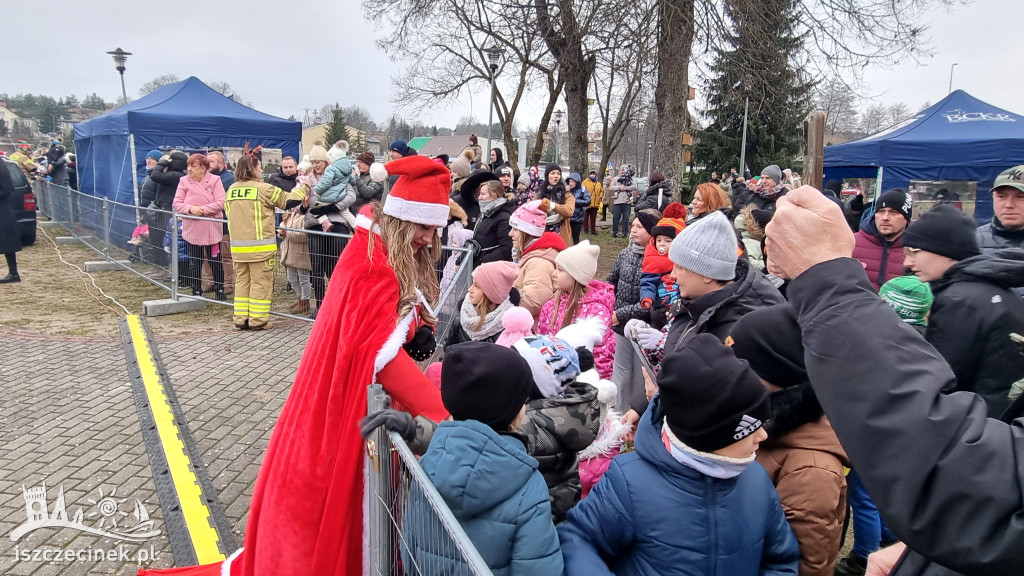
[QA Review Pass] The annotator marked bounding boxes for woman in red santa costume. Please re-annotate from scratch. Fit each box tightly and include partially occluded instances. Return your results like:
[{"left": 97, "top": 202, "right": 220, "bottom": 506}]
[{"left": 140, "top": 155, "right": 452, "bottom": 576}]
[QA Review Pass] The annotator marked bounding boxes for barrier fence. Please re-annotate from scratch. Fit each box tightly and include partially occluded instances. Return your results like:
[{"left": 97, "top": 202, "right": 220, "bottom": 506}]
[
  {"left": 34, "top": 180, "right": 474, "bottom": 329},
  {"left": 366, "top": 385, "right": 494, "bottom": 576}
]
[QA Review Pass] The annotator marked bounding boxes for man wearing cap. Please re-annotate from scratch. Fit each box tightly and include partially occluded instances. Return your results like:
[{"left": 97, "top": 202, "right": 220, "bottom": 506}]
[
  {"left": 902, "top": 204, "right": 1024, "bottom": 418},
  {"left": 852, "top": 188, "right": 913, "bottom": 291},
  {"left": 497, "top": 166, "right": 515, "bottom": 196},
  {"left": 978, "top": 166, "right": 1024, "bottom": 296}
]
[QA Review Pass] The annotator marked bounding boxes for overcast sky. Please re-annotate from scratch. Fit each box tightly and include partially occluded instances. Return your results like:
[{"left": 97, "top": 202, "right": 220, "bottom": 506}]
[{"left": 1, "top": 0, "right": 1017, "bottom": 132}]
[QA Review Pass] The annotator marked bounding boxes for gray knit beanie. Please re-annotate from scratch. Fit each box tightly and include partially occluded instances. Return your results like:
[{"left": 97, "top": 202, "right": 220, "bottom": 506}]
[
  {"left": 761, "top": 165, "right": 783, "bottom": 185},
  {"left": 669, "top": 211, "right": 738, "bottom": 281}
]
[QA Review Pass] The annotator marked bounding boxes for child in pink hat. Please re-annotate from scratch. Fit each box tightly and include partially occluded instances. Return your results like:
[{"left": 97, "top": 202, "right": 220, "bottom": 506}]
[
  {"left": 509, "top": 200, "right": 567, "bottom": 320},
  {"left": 444, "top": 260, "right": 521, "bottom": 346}
]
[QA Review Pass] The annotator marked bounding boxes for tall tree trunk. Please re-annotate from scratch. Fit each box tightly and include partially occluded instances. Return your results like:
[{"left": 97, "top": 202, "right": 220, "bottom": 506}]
[
  {"left": 530, "top": 76, "right": 565, "bottom": 168},
  {"left": 653, "top": 0, "right": 695, "bottom": 184}
]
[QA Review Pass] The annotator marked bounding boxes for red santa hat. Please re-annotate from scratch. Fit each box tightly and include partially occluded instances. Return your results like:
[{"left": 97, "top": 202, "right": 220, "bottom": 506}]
[{"left": 382, "top": 155, "right": 452, "bottom": 227}]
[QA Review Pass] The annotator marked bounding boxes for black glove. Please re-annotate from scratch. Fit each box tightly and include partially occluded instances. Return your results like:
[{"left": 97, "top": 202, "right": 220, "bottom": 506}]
[
  {"left": 360, "top": 409, "right": 417, "bottom": 442},
  {"left": 464, "top": 239, "right": 481, "bottom": 257},
  {"left": 403, "top": 325, "right": 436, "bottom": 362}
]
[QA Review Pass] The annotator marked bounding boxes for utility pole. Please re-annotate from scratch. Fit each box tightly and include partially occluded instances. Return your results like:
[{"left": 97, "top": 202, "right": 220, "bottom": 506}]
[{"left": 739, "top": 96, "right": 749, "bottom": 177}]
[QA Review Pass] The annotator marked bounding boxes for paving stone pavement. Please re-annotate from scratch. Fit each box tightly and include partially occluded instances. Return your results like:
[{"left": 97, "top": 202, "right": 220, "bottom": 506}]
[{"left": 0, "top": 320, "right": 310, "bottom": 575}]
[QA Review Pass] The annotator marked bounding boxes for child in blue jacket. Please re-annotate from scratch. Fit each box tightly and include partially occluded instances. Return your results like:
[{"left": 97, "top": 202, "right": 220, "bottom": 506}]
[
  {"left": 404, "top": 341, "right": 564, "bottom": 576},
  {"left": 558, "top": 333, "right": 799, "bottom": 576},
  {"left": 639, "top": 216, "right": 686, "bottom": 329},
  {"left": 310, "top": 140, "right": 358, "bottom": 230}
]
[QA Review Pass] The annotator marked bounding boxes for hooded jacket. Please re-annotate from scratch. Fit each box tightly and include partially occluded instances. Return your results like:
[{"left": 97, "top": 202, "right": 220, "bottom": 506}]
[
  {"left": 537, "top": 280, "right": 617, "bottom": 380},
  {"left": 852, "top": 216, "right": 907, "bottom": 291},
  {"left": 515, "top": 233, "right": 565, "bottom": 318},
  {"left": 405, "top": 420, "right": 563, "bottom": 576},
  {"left": 558, "top": 397, "right": 799, "bottom": 576},
  {"left": 520, "top": 382, "right": 601, "bottom": 523},
  {"left": 925, "top": 249, "right": 1024, "bottom": 417},
  {"left": 756, "top": 384, "right": 850, "bottom": 576},
  {"left": 489, "top": 148, "right": 511, "bottom": 174},
  {"left": 473, "top": 194, "right": 516, "bottom": 266},
  {"left": 583, "top": 176, "right": 603, "bottom": 209},
  {"left": 635, "top": 180, "right": 673, "bottom": 213},
  {"left": 787, "top": 257, "right": 1024, "bottom": 576},
  {"left": 149, "top": 151, "right": 188, "bottom": 210},
  {"left": 46, "top": 146, "right": 69, "bottom": 185}
]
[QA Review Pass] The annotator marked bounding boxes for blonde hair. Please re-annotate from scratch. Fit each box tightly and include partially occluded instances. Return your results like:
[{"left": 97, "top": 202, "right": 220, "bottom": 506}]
[
  {"left": 367, "top": 202, "right": 441, "bottom": 323},
  {"left": 549, "top": 276, "right": 588, "bottom": 331},
  {"left": 473, "top": 295, "right": 499, "bottom": 332},
  {"left": 512, "top": 229, "right": 538, "bottom": 260}
]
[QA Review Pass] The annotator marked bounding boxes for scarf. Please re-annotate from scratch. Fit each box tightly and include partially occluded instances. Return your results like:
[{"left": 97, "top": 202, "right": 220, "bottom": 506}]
[
  {"left": 630, "top": 242, "right": 646, "bottom": 256},
  {"left": 478, "top": 197, "right": 507, "bottom": 219},
  {"left": 754, "top": 182, "right": 786, "bottom": 200},
  {"left": 661, "top": 421, "right": 754, "bottom": 479},
  {"left": 460, "top": 296, "right": 514, "bottom": 341}
]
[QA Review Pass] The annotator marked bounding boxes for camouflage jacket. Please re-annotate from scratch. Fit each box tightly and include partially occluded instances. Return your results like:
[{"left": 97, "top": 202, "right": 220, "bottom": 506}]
[{"left": 520, "top": 381, "right": 601, "bottom": 523}]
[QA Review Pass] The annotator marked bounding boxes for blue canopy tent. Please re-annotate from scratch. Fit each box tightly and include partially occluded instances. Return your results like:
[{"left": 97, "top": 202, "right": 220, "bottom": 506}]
[
  {"left": 824, "top": 90, "right": 1024, "bottom": 224},
  {"left": 73, "top": 76, "right": 300, "bottom": 242}
]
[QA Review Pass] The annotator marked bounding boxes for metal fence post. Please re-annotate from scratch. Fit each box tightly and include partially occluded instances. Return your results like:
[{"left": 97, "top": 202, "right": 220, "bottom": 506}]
[
  {"left": 65, "top": 184, "right": 74, "bottom": 231},
  {"left": 102, "top": 196, "right": 111, "bottom": 261},
  {"left": 171, "top": 212, "right": 179, "bottom": 301}
]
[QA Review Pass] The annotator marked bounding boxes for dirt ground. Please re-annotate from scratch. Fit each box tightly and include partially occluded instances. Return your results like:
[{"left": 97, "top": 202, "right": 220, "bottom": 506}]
[{"left": 0, "top": 225, "right": 247, "bottom": 338}]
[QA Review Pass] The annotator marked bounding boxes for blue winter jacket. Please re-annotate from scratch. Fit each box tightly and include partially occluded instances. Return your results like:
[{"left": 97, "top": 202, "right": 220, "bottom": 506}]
[
  {"left": 558, "top": 397, "right": 799, "bottom": 576},
  {"left": 404, "top": 420, "right": 564, "bottom": 576},
  {"left": 314, "top": 157, "right": 357, "bottom": 206},
  {"left": 571, "top": 184, "right": 591, "bottom": 222}
]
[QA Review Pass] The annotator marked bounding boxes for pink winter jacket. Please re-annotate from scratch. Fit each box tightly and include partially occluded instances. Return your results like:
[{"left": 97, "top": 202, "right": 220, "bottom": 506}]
[
  {"left": 173, "top": 172, "right": 226, "bottom": 246},
  {"left": 537, "top": 279, "right": 616, "bottom": 379}
]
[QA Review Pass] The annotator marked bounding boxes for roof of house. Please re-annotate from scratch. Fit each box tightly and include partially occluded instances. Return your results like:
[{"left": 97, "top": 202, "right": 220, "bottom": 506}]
[
  {"left": 407, "top": 136, "right": 433, "bottom": 151},
  {"left": 414, "top": 134, "right": 477, "bottom": 159}
]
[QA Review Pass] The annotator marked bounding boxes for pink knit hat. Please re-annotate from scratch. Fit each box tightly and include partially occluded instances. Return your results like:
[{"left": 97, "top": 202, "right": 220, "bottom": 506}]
[
  {"left": 509, "top": 199, "right": 546, "bottom": 237},
  {"left": 496, "top": 306, "right": 535, "bottom": 348},
  {"left": 472, "top": 261, "right": 519, "bottom": 304}
]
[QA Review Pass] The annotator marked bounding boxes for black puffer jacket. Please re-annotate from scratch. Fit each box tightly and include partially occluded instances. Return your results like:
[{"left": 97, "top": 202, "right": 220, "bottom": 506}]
[
  {"left": 926, "top": 249, "right": 1024, "bottom": 417},
  {"left": 520, "top": 381, "right": 601, "bottom": 524},
  {"left": 665, "top": 258, "right": 786, "bottom": 352},
  {"left": 472, "top": 195, "right": 515, "bottom": 266},
  {"left": 139, "top": 166, "right": 159, "bottom": 208},
  {"left": 788, "top": 258, "right": 1024, "bottom": 576},
  {"left": 606, "top": 243, "right": 648, "bottom": 335},
  {"left": 148, "top": 151, "right": 188, "bottom": 209},
  {"left": 635, "top": 180, "right": 673, "bottom": 213},
  {"left": 977, "top": 217, "right": 1024, "bottom": 298},
  {"left": 633, "top": 259, "right": 784, "bottom": 412},
  {"left": 269, "top": 169, "right": 297, "bottom": 192}
]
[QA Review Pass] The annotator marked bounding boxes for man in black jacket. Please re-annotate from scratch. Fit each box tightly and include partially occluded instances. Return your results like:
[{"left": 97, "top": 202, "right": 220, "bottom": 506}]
[
  {"left": 902, "top": 204, "right": 1024, "bottom": 417},
  {"left": 269, "top": 156, "right": 298, "bottom": 192},
  {"left": 767, "top": 186, "right": 1024, "bottom": 576},
  {"left": 147, "top": 150, "right": 188, "bottom": 267},
  {"left": 977, "top": 166, "right": 1024, "bottom": 298}
]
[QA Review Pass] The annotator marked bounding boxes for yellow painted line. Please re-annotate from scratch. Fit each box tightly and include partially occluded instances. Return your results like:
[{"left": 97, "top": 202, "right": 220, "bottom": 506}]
[{"left": 126, "top": 314, "right": 225, "bottom": 564}]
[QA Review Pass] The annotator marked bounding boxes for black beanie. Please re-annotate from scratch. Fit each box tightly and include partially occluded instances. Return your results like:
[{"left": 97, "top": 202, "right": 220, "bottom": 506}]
[
  {"left": 903, "top": 204, "right": 981, "bottom": 262},
  {"left": 730, "top": 304, "right": 806, "bottom": 388},
  {"left": 825, "top": 179, "right": 843, "bottom": 196},
  {"left": 441, "top": 342, "right": 534, "bottom": 431},
  {"left": 544, "top": 163, "right": 561, "bottom": 177},
  {"left": 635, "top": 211, "right": 660, "bottom": 235},
  {"left": 875, "top": 188, "right": 913, "bottom": 222},
  {"left": 658, "top": 333, "right": 770, "bottom": 453}
]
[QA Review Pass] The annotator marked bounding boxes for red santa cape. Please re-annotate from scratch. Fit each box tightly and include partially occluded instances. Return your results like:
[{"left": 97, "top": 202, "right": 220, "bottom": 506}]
[{"left": 140, "top": 214, "right": 448, "bottom": 576}]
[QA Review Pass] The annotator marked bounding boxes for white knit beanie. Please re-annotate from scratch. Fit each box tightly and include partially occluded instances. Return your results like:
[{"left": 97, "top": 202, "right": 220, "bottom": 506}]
[
  {"left": 668, "top": 211, "right": 737, "bottom": 281},
  {"left": 308, "top": 145, "right": 329, "bottom": 163},
  {"left": 555, "top": 239, "right": 600, "bottom": 286}
]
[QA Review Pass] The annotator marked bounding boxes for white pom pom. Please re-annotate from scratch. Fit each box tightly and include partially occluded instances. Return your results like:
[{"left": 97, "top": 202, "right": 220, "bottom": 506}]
[
  {"left": 369, "top": 162, "right": 388, "bottom": 183},
  {"left": 556, "top": 316, "right": 606, "bottom": 351}
]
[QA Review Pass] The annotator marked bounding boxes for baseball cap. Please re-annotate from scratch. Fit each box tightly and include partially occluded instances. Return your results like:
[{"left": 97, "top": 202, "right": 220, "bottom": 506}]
[{"left": 992, "top": 165, "right": 1024, "bottom": 194}]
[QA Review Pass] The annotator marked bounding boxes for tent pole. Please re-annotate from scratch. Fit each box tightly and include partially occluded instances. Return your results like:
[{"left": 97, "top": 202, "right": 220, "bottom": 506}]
[{"left": 129, "top": 134, "right": 141, "bottom": 223}]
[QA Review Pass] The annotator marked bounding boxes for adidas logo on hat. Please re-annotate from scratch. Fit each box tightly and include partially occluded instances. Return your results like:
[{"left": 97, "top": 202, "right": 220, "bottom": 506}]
[{"left": 733, "top": 414, "right": 763, "bottom": 440}]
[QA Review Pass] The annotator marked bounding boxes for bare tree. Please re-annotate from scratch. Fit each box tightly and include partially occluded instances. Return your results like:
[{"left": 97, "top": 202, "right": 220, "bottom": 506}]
[
  {"left": 887, "top": 102, "right": 912, "bottom": 126},
  {"left": 814, "top": 77, "right": 860, "bottom": 135},
  {"left": 138, "top": 74, "right": 180, "bottom": 96},
  {"left": 859, "top": 104, "right": 888, "bottom": 134},
  {"left": 591, "top": 0, "right": 658, "bottom": 180}
]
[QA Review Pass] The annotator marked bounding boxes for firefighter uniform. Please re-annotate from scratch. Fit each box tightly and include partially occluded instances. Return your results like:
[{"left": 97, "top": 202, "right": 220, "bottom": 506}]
[
  {"left": 225, "top": 179, "right": 306, "bottom": 329},
  {"left": 8, "top": 151, "right": 39, "bottom": 180}
]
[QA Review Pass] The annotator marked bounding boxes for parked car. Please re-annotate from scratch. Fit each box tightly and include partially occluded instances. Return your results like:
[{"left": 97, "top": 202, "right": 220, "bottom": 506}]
[{"left": 1, "top": 157, "right": 36, "bottom": 246}]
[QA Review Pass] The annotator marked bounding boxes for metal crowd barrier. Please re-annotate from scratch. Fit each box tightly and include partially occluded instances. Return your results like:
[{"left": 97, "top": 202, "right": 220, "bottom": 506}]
[
  {"left": 366, "top": 385, "right": 494, "bottom": 576},
  {"left": 33, "top": 181, "right": 474, "bottom": 326}
]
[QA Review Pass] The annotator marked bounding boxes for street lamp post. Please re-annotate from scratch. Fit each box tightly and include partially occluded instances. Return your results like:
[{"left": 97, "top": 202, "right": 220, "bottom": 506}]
[
  {"left": 739, "top": 96, "right": 750, "bottom": 177},
  {"left": 484, "top": 46, "right": 503, "bottom": 168},
  {"left": 948, "top": 62, "right": 959, "bottom": 94},
  {"left": 553, "top": 110, "right": 564, "bottom": 166},
  {"left": 107, "top": 48, "right": 132, "bottom": 105}
]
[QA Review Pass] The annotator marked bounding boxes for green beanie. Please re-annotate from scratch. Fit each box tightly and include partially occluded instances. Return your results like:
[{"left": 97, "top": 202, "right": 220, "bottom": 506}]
[{"left": 879, "top": 275, "right": 934, "bottom": 326}]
